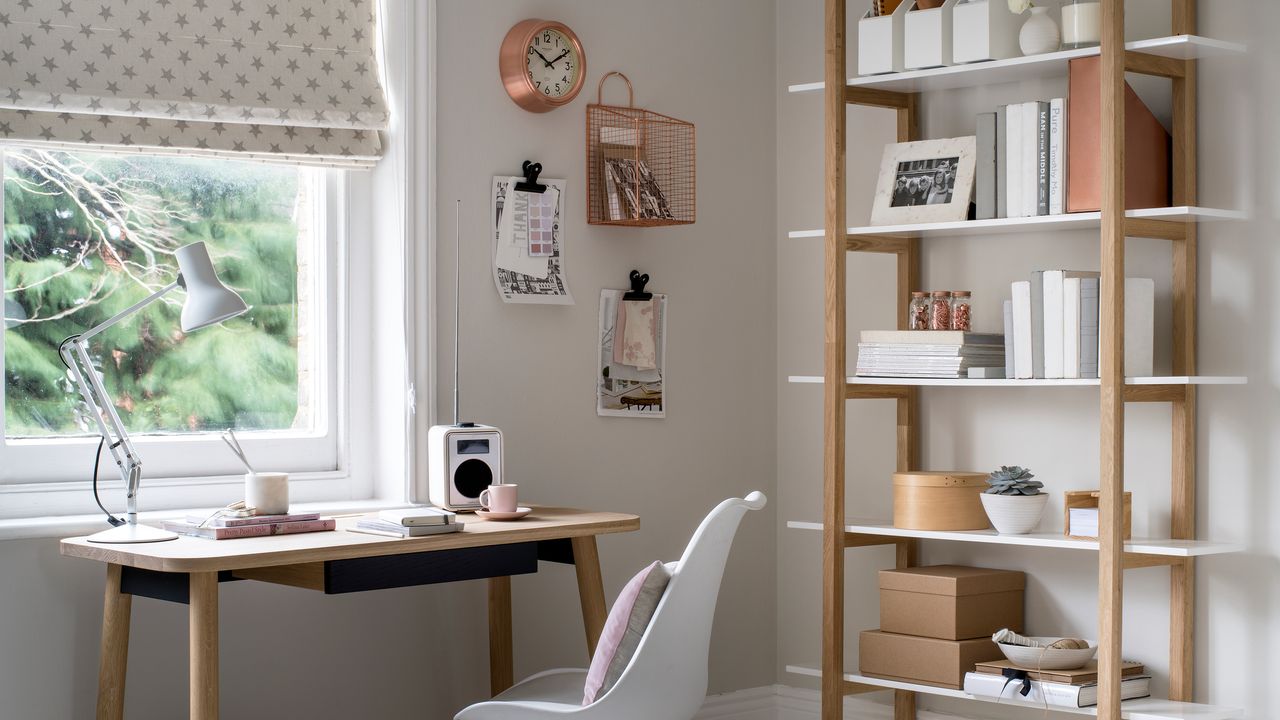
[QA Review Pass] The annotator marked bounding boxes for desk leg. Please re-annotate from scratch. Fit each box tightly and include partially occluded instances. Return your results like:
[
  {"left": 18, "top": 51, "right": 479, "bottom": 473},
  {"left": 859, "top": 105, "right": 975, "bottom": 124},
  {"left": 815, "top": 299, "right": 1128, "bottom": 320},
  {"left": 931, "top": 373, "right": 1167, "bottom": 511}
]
[
  {"left": 189, "top": 572, "right": 219, "bottom": 720},
  {"left": 487, "top": 576, "right": 514, "bottom": 696},
  {"left": 96, "top": 564, "right": 132, "bottom": 720},
  {"left": 570, "top": 536, "right": 607, "bottom": 658}
]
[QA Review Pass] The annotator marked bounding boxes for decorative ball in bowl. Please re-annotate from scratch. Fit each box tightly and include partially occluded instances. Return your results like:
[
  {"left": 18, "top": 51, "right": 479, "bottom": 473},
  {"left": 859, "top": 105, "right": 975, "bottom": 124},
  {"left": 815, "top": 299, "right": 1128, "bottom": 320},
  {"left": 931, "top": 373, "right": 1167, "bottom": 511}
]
[{"left": 997, "top": 637, "right": 1098, "bottom": 670}]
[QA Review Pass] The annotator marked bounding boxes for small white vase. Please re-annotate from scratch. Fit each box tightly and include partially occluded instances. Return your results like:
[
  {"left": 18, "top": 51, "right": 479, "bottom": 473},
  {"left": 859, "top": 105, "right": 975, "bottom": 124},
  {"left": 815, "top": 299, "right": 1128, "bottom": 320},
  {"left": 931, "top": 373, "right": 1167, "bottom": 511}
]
[
  {"left": 1019, "top": 7, "right": 1061, "bottom": 56},
  {"left": 980, "top": 492, "right": 1049, "bottom": 534}
]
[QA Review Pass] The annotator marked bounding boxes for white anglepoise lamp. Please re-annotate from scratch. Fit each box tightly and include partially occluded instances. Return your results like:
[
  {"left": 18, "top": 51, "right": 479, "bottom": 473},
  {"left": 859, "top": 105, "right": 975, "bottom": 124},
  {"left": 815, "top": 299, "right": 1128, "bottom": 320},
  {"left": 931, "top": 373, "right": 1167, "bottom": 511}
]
[{"left": 61, "top": 242, "right": 249, "bottom": 544}]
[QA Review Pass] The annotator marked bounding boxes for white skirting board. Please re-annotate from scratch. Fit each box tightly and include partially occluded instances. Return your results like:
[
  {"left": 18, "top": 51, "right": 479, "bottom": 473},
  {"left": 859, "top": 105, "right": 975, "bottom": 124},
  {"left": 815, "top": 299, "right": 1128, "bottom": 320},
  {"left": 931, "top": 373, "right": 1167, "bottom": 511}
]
[{"left": 698, "top": 685, "right": 961, "bottom": 720}]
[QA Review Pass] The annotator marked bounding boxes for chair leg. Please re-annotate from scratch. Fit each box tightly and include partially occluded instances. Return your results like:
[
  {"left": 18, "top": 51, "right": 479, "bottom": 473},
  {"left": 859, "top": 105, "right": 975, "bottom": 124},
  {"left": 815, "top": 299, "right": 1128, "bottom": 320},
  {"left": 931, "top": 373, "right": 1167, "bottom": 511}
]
[
  {"left": 571, "top": 536, "right": 607, "bottom": 658},
  {"left": 488, "top": 576, "right": 514, "bottom": 695}
]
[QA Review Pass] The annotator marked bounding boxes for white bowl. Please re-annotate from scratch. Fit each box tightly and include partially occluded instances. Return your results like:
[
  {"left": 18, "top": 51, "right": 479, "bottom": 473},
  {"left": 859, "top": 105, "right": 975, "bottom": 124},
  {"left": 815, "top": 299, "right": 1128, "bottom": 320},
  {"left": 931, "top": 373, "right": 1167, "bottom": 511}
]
[{"left": 997, "top": 637, "right": 1098, "bottom": 670}]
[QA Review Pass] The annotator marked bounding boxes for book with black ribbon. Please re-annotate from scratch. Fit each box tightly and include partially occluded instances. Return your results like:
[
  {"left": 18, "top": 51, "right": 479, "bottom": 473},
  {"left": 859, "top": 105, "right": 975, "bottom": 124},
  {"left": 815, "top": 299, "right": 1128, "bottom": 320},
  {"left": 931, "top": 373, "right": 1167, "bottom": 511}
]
[{"left": 964, "top": 661, "right": 1151, "bottom": 709}]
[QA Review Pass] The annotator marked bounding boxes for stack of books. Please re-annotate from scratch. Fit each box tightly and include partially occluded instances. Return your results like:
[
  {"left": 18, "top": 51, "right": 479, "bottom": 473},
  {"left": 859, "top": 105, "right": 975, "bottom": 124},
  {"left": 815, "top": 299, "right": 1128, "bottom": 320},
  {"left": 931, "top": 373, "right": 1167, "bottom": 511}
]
[
  {"left": 856, "top": 330, "right": 1005, "bottom": 379},
  {"left": 964, "top": 659, "right": 1150, "bottom": 709},
  {"left": 1004, "top": 272, "right": 1154, "bottom": 380},
  {"left": 163, "top": 512, "right": 335, "bottom": 540},
  {"left": 351, "top": 506, "right": 461, "bottom": 538}
]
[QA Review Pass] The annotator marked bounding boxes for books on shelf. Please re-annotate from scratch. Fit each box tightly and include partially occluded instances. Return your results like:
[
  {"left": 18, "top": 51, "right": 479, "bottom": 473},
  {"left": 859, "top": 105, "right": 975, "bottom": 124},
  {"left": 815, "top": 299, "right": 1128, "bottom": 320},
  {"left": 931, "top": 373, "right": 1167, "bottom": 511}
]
[
  {"left": 964, "top": 670, "right": 1151, "bottom": 708},
  {"left": 351, "top": 518, "right": 463, "bottom": 538},
  {"left": 163, "top": 518, "right": 335, "bottom": 540},
  {"left": 856, "top": 331, "right": 1005, "bottom": 379},
  {"left": 988, "top": 96, "right": 1069, "bottom": 219},
  {"left": 1008, "top": 274, "right": 1153, "bottom": 380},
  {"left": 974, "top": 659, "right": 1145, "bottom": 686}
]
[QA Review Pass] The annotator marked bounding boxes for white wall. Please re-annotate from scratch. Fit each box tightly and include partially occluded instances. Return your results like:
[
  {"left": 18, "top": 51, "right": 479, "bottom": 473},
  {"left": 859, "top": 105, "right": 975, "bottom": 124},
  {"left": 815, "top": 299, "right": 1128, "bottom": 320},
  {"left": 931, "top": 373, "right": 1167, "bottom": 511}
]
[
  {"left": 0, "top": 2, "right": 779, "bottom": 718},
  {"left": 775, "top": 1, "right": 1277, "bottom": 718}
]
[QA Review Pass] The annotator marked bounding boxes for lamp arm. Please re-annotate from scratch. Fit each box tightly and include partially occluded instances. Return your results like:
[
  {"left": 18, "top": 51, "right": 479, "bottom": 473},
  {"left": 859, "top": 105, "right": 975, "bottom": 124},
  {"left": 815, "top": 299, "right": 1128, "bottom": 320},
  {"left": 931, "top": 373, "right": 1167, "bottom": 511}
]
[
  {"left": 60, "top": 281, "right": 178, "bottom": 524},
  {"left": 78, "top": 280, "right": 180, "bottom": 342}
]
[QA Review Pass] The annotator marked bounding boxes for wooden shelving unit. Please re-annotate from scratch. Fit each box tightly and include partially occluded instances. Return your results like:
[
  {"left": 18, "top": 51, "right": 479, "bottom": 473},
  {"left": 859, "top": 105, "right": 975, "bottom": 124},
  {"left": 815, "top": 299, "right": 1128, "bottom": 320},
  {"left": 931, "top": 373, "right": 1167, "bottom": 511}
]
[{"left": 795, "top": 2, "right": 1244, "bottom": 719}]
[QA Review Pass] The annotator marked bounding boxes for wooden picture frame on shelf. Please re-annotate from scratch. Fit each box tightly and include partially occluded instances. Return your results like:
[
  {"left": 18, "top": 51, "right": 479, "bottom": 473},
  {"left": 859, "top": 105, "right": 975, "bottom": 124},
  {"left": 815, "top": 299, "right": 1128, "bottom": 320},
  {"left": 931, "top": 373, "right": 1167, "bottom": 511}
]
[{"left": 871, "top": 136, "right": 976, "bottom": 226}]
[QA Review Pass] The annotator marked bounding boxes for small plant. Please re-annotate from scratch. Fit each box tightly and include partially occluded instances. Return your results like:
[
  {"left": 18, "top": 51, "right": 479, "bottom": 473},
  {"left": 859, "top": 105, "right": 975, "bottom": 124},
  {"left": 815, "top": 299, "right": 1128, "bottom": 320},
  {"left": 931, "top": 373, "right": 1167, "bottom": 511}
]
[{"left": 985, "top": 466, "right": 1043, "bottom": 496}]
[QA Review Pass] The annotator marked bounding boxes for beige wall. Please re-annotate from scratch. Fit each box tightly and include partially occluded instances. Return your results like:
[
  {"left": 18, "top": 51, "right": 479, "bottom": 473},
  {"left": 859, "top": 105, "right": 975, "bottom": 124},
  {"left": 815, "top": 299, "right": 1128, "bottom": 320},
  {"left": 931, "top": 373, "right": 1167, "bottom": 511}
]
[
  {"left": 774, "top": 0, "right": 1277, "bottom": 716},
  {"left": 0, "top": 2, "right": 778, "bottom": 718}
]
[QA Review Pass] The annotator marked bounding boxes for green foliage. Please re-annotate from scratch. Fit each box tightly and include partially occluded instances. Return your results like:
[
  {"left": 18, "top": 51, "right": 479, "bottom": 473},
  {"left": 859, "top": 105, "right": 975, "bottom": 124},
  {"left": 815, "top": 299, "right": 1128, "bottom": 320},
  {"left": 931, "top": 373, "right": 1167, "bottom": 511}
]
[
  {"left": 985, "top": 466, "right": 1043, "bottom": 496},
  {"left": 3, "top": 149, "right": 308, "bottom": 437}
]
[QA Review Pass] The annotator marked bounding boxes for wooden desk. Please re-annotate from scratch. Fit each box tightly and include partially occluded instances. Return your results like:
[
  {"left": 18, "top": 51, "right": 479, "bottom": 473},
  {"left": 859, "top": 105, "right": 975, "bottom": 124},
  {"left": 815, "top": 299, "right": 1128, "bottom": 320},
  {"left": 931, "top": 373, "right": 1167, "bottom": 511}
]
[{"left": 61, "top": 506, "right": 640, "bottom": 720}]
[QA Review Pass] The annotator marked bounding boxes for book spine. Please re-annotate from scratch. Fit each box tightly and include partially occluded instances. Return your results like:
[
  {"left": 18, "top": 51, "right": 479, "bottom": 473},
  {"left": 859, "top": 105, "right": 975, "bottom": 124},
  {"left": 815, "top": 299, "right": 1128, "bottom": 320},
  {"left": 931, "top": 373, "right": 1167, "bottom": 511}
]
[
  {"left": 163, "top": 522, "right": 273, "bottom": 539},
  {"left": 1063, "top": 277, "right": 1081, "bottom": 379},
  {"left": 996, "top": 105, "right": 1008, "bottom": 219},
  {"left": 1037, "top": 101, "right": 1050, "bottom": 216},
  {"left": 1043, "top": 270, "right": 1065, "bottom": 379},
  {"left": 1003, "top": 300, "right": 1015, "bottom": 379},
  {"left": 1030, "top": 270, "right": 1045, "bottom": 378},
  {"left": 1079, "top": 277, "right": 1100, "bottom": 379},
  {"left": 976, "top": 112, "right": 997, "bottom": 220},
  {"left": 1049, "top": 97, "right": 1066, "bottom": 215},
  {"left": 1005, "top": 104, "right": 1022, "bottom": 218},
  {"left": 1021, "top": 101, "right": 1039, "bottom": 218},
  {"left": 268, "top": 518, "right": 337, "bottom": 535},
  {"left": 1012, "top": 281, "right": 1033, "bottom": 379},
  {"left": 205, "top": 513, "right": 321, "bottom": 527},
  {"left": 1125, "top": 278, "right": 1156, "bottom": 377}
]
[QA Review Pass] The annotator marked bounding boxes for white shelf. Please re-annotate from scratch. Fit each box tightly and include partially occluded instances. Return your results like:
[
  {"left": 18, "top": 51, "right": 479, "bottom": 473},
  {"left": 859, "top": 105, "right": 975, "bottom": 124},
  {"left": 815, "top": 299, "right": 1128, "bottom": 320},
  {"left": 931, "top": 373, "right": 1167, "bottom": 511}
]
[
  {"left": 787, "top": 375, "right": 1248, "bottom": 387},
  {"left": 786, "top": 207, "right": 1246, "bottom": 240},
  {"left": 785, "top": 666, "right": 1242, "bottom": 720},
  {"left": 787, "top": 35, "right": 1246, "bottom": 95},
  {"left": 787, "top": 520, "right": 1244, "bottom": 558}
]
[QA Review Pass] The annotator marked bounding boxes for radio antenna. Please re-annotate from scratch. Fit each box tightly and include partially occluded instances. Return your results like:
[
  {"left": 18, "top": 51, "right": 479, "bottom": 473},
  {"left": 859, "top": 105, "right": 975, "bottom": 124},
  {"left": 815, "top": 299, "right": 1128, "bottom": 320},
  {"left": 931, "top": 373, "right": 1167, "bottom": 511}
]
[{"left": 452, "top": 199, "right": 464, "bottom": 427}]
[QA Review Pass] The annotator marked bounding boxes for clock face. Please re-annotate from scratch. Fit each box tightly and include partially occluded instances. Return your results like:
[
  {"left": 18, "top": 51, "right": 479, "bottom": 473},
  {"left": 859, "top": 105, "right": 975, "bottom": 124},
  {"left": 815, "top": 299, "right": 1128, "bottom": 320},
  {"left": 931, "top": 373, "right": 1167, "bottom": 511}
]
[{"left": 525, "top": 28, "right": 580, "bottom": 100}]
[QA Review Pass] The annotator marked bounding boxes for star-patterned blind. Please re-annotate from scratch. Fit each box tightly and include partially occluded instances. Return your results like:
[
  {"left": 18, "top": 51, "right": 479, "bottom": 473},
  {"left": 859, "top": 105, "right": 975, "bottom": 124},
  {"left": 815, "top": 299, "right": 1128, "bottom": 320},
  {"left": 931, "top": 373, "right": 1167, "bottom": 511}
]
[{"left": 0, "top": 0, "right": 388, "bottom": 168}]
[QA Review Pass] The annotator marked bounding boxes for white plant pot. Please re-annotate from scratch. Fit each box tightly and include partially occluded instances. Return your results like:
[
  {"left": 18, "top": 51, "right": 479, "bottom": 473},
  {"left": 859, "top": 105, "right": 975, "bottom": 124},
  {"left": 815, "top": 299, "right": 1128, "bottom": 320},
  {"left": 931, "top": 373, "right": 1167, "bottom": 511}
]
[
  {"left": 1018, "top": 6, "right": 1061, "bottom": 56},
  {"left": 980, "top": 492, "right": 1049, "bottom": 534}
]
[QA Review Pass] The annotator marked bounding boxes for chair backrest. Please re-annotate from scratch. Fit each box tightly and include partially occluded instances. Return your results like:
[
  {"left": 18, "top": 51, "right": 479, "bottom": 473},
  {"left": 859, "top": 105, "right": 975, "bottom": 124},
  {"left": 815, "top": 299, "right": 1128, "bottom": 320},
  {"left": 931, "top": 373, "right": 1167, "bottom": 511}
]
[{"left": 588, "top": 491, "right": 767, "bottom": 720}]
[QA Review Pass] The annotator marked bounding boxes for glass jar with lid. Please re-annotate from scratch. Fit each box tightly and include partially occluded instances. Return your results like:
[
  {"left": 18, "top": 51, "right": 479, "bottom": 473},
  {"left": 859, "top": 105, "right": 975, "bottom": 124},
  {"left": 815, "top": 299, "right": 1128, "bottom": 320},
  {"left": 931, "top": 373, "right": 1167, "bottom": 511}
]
[
  {"left": 908, "top": 291, "right": 929, "bottom": 330},
  {"left": 950, "top": 291, "right": 972, "bottom": 331},
  {"left": 929, "top": 291, "right": 952, "bottom": 330}
]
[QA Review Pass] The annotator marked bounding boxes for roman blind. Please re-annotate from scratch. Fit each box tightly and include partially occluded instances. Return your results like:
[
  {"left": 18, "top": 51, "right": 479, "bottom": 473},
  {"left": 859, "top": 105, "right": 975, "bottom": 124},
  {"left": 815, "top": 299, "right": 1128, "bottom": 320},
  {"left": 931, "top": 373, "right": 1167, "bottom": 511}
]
[{"left": 0, "top": 0, "right": 388, "bottom": 168}]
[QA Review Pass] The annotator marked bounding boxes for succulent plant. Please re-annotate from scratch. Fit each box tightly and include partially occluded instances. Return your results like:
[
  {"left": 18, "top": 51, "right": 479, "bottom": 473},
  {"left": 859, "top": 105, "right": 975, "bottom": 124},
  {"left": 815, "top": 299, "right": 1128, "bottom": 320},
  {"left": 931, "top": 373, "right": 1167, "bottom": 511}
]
[{"left": 985, "top": 466, "right": 1043, "bottom": 496}]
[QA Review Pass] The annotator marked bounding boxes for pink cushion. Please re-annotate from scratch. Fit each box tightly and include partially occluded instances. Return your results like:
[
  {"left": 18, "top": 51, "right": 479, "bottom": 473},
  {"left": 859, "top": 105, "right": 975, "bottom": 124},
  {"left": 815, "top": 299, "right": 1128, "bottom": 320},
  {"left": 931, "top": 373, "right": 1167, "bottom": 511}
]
[{"left": 582, "top": 560, "right": 672, "bottom": 705}]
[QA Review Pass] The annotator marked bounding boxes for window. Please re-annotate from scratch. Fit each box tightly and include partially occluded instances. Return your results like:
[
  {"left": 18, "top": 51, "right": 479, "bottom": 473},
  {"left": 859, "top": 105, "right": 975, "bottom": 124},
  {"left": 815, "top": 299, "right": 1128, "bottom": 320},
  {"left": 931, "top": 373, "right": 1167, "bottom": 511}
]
[{"left": 1, "top": 148, "right": 350, "bottom": 512}]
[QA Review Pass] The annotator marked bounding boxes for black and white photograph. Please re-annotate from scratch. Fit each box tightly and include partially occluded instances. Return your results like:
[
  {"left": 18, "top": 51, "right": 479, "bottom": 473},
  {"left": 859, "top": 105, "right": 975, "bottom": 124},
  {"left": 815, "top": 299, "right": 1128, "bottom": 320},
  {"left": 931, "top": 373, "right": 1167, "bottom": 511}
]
[
  {"left": 871, "top": 136, "right": 977, "bottom": 226},
  {"left": 890, "top": 157, "right": 959, "bottom": 207}
]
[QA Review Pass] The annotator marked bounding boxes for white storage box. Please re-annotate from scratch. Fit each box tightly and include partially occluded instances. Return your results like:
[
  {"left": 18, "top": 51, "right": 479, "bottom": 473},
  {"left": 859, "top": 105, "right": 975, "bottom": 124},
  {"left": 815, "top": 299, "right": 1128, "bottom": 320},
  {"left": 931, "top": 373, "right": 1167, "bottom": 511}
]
[
  {"left": 858, "top": 1, "right": 910, "bottom": 76},
  {"left": 904, "top": 0, "right": 960, "bottom": 70},
  {"left": 952, "top": 0, "right": 1022, "bottom": 64}
]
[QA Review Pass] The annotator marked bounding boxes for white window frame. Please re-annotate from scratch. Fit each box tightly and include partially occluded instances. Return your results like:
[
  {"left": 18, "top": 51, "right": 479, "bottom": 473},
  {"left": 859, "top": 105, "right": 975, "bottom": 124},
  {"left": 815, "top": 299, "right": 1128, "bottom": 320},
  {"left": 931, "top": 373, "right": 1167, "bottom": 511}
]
[{"left": 0, "top": 0, "right": 431, "bottom": 521}]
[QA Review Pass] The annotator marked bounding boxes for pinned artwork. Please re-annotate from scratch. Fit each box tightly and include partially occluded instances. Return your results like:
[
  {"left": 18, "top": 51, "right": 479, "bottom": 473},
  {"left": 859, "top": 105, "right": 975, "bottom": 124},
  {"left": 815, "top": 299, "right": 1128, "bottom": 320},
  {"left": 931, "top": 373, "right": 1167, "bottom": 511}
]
[
  {"left": 491, "top": 173, "right": 574, "bottom": 304},
  {"left": 597, "top": 275, "right": 666, "bottom": 418}
]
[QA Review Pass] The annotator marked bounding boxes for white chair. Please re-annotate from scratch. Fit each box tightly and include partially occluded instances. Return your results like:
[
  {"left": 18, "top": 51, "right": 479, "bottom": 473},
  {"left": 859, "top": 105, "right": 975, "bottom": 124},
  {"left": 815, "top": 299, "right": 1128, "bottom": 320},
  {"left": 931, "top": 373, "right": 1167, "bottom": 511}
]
[{"left": 455, "top": 491, "right": 768, "bottom": 720}]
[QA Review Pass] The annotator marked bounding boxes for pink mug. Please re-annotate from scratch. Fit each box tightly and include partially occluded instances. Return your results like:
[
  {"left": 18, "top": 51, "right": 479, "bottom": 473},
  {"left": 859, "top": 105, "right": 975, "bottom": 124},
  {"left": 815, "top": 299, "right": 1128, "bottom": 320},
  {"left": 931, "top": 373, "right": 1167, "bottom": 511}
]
[{"left": 480, "top": 484, "right": 519, "bottom": 513}]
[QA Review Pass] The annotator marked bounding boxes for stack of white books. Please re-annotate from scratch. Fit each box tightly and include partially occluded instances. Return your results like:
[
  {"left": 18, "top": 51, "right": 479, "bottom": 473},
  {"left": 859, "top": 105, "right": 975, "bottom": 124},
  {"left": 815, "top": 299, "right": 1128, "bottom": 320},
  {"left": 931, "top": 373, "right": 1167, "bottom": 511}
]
[
  {"left": 1005, "top": 272, "right": 1154, "bottom": 380},
  {"left": 856, "top": 331, "right": 1005, "bottom": 379},
  {"left": 351, "top": 506, "right": 461, "bottom": 538},
  {"left": 964, "top": 670, "right": 1151, "bottom": 709}
]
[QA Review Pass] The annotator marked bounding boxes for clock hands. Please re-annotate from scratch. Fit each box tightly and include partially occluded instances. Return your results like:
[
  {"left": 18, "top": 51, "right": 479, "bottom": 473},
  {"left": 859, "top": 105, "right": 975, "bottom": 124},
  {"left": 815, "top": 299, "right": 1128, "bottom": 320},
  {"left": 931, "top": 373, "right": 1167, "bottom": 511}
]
[
  {"left": 531, "top": 48, "right": 555, "bottom": 67},
  {"left": 547, "top": 50, "right": 570, "bottom": 66}
]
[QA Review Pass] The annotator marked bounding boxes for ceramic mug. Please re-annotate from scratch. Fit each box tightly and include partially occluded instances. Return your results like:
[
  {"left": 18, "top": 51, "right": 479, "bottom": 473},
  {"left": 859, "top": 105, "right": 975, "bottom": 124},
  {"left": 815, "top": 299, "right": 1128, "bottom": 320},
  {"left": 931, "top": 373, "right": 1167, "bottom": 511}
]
[
  {"left": 245, "top": 472, "right": 290, "bottom": 515},
  {"left": 479, "top": 484, "right": 519, "bottom": 513}
]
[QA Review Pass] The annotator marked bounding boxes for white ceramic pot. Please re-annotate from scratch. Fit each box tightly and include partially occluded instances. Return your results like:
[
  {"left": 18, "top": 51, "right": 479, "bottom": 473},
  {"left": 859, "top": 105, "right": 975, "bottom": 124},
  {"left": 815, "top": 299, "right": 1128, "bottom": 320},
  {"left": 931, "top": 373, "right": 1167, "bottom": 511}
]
[
  {"left": 980, "top": 492, "right": 1049, "bottom": 534},
  {"left": 1019, "top": 6, "right": 1060, "bottom": 55}
]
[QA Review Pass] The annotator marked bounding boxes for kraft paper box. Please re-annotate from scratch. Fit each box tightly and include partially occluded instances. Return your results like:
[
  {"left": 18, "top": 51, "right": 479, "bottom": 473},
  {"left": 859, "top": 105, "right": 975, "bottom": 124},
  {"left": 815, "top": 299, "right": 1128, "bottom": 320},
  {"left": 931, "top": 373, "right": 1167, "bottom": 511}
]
[
  {"left": 879, "top": 565, "right": 1025, "bottom": 640},
  {"left": 860, "top": 630, "right": 1003, "bottom": 689}
]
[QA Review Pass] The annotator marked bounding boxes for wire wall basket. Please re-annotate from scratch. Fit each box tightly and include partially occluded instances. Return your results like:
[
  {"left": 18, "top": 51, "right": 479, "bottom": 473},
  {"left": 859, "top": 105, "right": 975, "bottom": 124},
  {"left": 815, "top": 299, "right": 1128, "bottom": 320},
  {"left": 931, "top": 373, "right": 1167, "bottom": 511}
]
[{"left": 586, "top": 72, "right": 695, "bottom": 227}]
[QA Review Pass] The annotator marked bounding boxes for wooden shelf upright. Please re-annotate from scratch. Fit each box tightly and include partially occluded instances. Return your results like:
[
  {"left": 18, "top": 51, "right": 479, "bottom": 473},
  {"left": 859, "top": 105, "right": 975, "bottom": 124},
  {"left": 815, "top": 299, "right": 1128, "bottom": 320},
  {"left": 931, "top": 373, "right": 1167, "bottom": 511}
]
[{"left": 816, "top": 2, "right": 1209, "bottom": 720}]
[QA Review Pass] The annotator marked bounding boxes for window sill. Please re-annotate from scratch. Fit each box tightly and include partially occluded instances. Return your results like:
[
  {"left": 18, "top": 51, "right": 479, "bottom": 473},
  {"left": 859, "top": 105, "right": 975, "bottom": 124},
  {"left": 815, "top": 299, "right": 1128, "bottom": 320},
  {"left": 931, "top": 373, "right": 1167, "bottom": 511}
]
[{"left": 0, "top": 498, "right": 416, "bottom": 542}]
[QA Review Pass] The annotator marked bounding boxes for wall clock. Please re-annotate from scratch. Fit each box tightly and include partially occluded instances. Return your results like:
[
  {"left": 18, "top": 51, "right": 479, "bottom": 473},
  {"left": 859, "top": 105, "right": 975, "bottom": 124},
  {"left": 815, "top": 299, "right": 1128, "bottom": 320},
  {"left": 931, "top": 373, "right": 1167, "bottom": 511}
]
[{"left": 499, "top": 19, "right": 586, "bottom": 113}]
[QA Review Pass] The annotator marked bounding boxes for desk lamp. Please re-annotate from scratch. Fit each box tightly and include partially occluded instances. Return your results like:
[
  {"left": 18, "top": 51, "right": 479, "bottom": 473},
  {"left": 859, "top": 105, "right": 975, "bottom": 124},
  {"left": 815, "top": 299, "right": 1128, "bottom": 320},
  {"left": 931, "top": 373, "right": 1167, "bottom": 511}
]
[{"left": 60, "top": 241, "right": 249, "bottom": 544}]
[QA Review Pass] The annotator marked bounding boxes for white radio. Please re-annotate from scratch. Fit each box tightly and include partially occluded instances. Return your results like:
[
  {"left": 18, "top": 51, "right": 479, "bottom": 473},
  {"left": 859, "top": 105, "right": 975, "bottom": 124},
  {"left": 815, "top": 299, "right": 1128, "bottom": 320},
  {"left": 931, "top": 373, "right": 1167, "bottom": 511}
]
[{"left": 427, "top": 423, "right": 503, "bottom": 512}]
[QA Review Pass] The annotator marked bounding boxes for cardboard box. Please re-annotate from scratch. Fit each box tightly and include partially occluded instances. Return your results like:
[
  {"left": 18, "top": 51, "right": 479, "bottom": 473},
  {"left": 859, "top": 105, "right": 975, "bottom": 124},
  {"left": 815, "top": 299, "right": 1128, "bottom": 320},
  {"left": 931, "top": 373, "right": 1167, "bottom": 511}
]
[
  {"left": 860, "top": 630, "right": 1003, "bottom": 689},
  {"left": 879, "top": 565, "right": 1024, "bottom": 640}
]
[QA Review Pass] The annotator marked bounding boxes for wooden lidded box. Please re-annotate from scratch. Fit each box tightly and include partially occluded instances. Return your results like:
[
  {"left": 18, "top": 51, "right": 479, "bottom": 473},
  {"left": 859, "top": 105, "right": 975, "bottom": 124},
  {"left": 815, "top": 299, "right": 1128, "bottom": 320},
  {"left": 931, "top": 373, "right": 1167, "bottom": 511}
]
[
  {"left": 893, "top": 471, "right": 989, "bottom": 530},
  {"left": 879, "top": 565, "right": 1025, "bottom": 640},
  {"left": 860, "top": 631, "right": 1002, "bottom": 689}
]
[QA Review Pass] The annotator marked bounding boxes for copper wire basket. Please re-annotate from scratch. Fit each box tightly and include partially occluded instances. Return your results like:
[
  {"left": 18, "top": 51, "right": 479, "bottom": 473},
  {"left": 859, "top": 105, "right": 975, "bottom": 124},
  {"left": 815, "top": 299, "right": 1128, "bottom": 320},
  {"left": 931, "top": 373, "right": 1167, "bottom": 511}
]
[{"left": 586, "top": 72, "right": 695, "bottom": 227}]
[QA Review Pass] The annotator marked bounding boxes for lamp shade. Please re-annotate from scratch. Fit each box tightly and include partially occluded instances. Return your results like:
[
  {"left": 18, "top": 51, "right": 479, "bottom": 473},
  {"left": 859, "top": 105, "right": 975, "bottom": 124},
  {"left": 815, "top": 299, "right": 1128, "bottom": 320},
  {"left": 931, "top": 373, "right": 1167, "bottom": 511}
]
[{"left": 174, "top": 242, "right": 250, "bottom": 332}]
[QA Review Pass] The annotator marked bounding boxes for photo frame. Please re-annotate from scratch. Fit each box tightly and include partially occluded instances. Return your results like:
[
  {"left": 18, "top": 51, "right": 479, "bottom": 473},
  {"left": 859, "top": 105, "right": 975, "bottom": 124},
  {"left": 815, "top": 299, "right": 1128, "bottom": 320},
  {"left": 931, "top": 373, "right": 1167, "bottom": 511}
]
[{"left": 870, "top": 136, "right": 976, "bottom": 225}]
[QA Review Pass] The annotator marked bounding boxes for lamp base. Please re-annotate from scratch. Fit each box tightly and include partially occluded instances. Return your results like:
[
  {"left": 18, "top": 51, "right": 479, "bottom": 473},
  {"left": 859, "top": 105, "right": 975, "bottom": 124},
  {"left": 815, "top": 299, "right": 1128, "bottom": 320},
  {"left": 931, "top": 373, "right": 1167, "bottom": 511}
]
[{"left": 86, "top": 522, "right": 179, "bottom": 544}]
